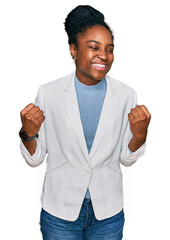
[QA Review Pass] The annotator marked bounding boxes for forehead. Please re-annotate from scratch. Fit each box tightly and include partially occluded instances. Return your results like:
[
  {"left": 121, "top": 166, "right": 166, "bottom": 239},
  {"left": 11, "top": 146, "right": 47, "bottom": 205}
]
[{"left": 78, "top": 25, "right": 113, "bottom": 44}]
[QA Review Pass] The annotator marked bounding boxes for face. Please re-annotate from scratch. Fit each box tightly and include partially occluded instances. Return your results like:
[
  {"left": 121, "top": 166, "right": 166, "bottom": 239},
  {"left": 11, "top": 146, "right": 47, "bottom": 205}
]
[{"left": 70, "top": 25, "right": 114, "bottom": 85}]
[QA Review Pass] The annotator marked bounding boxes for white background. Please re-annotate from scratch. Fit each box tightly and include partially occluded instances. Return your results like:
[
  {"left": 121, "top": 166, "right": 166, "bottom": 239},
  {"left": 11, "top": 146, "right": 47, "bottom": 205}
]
[{"left": 0, "top": 0, "right": 170, "bottom": 239}]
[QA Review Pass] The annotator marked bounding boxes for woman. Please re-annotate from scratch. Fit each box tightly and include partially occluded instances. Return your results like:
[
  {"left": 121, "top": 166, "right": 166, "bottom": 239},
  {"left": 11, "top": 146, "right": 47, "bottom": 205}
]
[{"left": 19, "top": 5, "right": 151, "bottom": 240}]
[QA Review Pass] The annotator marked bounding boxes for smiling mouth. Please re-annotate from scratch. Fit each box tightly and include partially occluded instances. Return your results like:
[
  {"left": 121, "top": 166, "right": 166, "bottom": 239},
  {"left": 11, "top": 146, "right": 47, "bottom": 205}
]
[{"left": 91, "top": 63, "right": 108, "bottom": 71}]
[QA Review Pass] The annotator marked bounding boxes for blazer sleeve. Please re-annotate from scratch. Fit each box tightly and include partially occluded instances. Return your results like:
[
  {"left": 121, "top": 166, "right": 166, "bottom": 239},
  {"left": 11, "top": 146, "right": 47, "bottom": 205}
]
[
  {"left": 20, "top": 86, "right": 47, "bottom": 167},
  {"left": 119, "top": 90, "right": 146, "bottom": 167}
]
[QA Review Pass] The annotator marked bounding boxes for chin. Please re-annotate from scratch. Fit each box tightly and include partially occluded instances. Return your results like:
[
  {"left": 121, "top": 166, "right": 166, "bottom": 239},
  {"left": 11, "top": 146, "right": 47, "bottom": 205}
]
[{"left": 92, "top": 73, "right": 107, "bottom": 81}]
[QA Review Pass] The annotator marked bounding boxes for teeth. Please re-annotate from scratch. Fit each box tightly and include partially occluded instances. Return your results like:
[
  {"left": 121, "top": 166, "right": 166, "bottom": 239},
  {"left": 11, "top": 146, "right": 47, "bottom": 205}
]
[{"left": 93, "top": 64, "right": 106, "bottom": 68}]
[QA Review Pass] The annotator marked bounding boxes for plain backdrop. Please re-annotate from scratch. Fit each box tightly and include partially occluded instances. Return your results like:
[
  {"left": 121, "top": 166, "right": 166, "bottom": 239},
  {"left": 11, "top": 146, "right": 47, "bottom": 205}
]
[{"left": 0, "top": 0, "right": 170, "bottom": 239}]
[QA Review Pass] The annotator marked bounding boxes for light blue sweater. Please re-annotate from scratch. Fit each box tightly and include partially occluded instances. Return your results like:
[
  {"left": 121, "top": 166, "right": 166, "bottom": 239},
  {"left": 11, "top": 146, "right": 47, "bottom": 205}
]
[{"left": 75, "top": 76, "right": 107, "bottom": 199}]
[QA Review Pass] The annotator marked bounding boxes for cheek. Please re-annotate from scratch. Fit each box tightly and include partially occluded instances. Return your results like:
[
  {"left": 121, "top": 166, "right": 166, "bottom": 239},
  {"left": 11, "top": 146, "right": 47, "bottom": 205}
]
[
  {"left": 77, "top": 51, "right": 94, "bottom": 67},
  {"left": 83, "top": 51, "right": 94, "bottom": 61},
  {"left": 109, "top": 54, "right": 114, "bottom": 63}
]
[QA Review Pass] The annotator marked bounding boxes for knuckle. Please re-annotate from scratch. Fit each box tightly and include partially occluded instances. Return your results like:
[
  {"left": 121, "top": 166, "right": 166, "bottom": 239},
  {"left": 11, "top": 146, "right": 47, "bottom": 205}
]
[
  {"left": 20, "top": 110, "right": 24, "bottom": 116},
  {"left": 25, "top": 113, "right": 29, "bottom": 119},
  {"left": 41, "top": 116, "right": 45, "bottom": 122},
  {"left": 141, "top": 117, "right": 146, "bottom": 121},
  {"left": 26, "top": 103, "right": 34, "bottom": 110},
  {"left": 29, "top": 103, "right": 34, "bottom": 107},
  {"left": 34, "top": 106, "right": 39, "bottom": 111},
  {"left": 30, "top": 117, "right": 35, "bottom": 123}
]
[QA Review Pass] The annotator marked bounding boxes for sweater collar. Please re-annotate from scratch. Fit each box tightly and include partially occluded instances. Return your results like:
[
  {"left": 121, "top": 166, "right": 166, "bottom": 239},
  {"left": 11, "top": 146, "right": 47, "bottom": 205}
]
[{"left": 75, "top": 75, "right": 106, "bottom": 93}]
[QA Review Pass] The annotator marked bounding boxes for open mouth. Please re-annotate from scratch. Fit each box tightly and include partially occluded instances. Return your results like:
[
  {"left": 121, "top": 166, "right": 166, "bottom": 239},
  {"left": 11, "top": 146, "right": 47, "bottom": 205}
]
[{"left": 91, "top": 63, "right": 108, "bottom": 71}]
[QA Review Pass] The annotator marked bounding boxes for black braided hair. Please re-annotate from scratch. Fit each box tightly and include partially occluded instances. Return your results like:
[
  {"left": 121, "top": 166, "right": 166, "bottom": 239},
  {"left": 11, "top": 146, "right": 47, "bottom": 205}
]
[{"left": 64, "top": 5, "right": 114, "bottom": 47}]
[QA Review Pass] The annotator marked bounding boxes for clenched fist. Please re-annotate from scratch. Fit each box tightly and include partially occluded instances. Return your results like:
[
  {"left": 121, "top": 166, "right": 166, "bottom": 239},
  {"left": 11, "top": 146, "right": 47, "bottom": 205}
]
[
  {"left": 128, "top": 105, "right": 151, "bottom": 141},
  {"left": 20, "top": 103, "right": 45, "bottom": 137}
]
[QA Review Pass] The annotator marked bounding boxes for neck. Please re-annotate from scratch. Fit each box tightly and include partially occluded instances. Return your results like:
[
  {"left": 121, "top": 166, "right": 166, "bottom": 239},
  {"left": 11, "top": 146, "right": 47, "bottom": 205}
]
[{"left": 76, "top": 70, "right": 103, "bottom": 86}]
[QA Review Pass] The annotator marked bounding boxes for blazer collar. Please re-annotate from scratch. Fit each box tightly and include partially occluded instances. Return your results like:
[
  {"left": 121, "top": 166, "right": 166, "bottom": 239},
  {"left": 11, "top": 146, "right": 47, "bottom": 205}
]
[{"left": 62, "top": 71, "right": 119, "bottom": 95}]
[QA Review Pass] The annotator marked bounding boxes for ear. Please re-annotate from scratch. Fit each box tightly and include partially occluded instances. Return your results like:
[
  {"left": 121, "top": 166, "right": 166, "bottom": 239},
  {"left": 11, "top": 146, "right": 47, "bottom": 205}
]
[{"left": 69, "top": 44, "right": 77, "bottom": 60}]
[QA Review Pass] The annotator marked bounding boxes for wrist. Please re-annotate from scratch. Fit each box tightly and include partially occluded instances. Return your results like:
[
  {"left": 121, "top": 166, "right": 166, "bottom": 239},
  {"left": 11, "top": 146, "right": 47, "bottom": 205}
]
[
  {"left": 19, "top": 128, "right": 39, "bottom": 142},
  {"left": 21, "top": 126, "right": 37, "bottom": 137},
  {"left": 131, "top": 136, "right": 146, "bottom": 143},
  {"left": 128, "top": 136, "right": 146, "bottom": 152}
]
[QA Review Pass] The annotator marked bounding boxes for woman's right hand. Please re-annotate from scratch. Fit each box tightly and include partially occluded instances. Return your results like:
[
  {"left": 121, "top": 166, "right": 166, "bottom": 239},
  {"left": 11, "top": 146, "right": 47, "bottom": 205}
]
[{"left": 20, "top": 103, "right": 45, "bottom": 137}]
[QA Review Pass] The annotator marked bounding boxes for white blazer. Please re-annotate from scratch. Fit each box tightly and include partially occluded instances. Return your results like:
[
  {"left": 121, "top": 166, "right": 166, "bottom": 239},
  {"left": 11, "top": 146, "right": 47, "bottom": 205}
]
[{"left": 20, "top": 71, "right": 146, "bottom": 221}]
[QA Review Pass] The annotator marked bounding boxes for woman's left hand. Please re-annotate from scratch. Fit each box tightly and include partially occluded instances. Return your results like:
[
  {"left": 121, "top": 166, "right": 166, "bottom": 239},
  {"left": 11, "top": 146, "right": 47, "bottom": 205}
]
[{"left": 128, "top": 105, "right": 151, "bottom": 141}]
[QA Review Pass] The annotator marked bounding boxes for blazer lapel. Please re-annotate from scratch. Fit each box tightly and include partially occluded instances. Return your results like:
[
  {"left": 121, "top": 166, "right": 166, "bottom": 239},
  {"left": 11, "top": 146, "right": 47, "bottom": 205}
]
[
  {"left": 63, "top": 72, "right": 91, "bottom": 167},
  {"left": 89, "top": 76, "right": 118, "bottom": 159}
]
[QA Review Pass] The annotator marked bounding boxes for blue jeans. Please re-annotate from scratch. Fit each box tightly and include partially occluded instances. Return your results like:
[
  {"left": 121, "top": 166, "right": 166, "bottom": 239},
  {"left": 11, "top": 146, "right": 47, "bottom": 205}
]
[{"left": 40, "top": 198, "right": 125, "bottom": 240}]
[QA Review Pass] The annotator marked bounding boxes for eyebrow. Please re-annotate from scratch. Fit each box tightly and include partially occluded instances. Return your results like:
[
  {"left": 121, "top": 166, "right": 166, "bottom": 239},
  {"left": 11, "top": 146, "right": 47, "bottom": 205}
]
[{"left": 86, "top": 40, "right": 114, "bottom": 47}]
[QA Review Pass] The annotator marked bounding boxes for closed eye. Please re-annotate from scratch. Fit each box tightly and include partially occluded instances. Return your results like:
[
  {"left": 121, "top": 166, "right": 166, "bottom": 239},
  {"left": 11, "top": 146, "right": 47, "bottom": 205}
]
[
  {"left": 107, "top": 48, "right": 114, "bottom": 53},
  {"left": 88, "top": 46, "right": 99, "bottom": 50}
]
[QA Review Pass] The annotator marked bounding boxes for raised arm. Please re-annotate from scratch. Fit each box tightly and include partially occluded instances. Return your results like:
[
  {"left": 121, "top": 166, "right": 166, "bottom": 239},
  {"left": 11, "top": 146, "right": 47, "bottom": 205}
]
[
  {"left": 20, "top": 103, "right": 45, "bottom": 155},
  {"left": 128, "top": 105, "right": 151, "bottom": 152}
]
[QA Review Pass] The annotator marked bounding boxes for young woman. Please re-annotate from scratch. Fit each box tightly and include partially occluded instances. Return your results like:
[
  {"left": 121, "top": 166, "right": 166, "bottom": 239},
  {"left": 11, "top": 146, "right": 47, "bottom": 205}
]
[{"left": 19, "top": 5, "right": 151, "bottom": 240}]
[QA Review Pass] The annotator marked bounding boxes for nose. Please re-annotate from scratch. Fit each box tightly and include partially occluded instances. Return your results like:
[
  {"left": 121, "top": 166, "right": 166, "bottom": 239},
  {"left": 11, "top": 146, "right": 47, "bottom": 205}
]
[{"left": 97, "top": 49, "right": 107, "bottom": 60}]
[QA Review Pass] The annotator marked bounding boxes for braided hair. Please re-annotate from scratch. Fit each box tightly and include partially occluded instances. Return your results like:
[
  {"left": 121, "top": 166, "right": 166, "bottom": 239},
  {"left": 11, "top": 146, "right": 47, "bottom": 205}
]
[{"left": 64, "top": 5, "right": 114, "bottom": 47}]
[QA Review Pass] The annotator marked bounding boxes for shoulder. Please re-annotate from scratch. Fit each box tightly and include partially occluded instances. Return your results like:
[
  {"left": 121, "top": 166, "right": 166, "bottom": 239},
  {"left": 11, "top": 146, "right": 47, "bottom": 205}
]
[
  {"left": 106, "top": 75, "right": 137, "bottom": 108},
  {"left": 106, "top": 75, "right": 136, "bottom": 97},
  {"left": 38, "top": 72, "right": 74, "bottom": 93}
]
